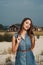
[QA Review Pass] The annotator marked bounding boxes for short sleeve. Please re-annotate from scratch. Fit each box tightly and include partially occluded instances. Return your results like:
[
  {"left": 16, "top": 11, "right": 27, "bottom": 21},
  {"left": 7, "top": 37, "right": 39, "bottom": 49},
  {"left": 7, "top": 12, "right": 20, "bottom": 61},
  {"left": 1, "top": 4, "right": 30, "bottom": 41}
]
[{"left": 13, "top": 32, "right": 18, "bottom": 38}]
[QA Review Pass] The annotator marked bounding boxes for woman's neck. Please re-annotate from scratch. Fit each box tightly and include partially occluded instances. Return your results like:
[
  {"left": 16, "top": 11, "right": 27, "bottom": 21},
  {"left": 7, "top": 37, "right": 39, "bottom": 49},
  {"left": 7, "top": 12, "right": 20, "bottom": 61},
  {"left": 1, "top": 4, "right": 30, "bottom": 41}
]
[{"left": 20, "top": 29, "right": 27, "bottom": 36}]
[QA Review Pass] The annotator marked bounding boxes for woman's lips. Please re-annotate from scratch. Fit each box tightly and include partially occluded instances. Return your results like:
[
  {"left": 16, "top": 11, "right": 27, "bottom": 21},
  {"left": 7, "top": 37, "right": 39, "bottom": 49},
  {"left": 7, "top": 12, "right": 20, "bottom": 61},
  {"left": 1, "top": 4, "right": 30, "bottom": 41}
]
[{"left": 26, "top": 26, "right": 29, "bottom": 28}]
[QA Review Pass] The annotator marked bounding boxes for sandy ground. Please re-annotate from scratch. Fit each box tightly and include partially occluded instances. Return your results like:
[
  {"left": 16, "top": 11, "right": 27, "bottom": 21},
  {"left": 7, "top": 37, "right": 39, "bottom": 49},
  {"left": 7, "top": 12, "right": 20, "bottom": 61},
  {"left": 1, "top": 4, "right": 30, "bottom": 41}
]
[{"left": 0, "top": 36, "right": 43, "bottom": 65}]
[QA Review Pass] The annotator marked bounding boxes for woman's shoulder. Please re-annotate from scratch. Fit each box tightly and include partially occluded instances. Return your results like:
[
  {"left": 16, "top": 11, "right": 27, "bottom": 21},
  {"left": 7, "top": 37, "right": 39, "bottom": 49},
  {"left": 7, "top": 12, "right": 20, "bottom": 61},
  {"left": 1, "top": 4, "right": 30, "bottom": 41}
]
[{"left": 13, "top": 32, "right": 18, "bottom": 38}]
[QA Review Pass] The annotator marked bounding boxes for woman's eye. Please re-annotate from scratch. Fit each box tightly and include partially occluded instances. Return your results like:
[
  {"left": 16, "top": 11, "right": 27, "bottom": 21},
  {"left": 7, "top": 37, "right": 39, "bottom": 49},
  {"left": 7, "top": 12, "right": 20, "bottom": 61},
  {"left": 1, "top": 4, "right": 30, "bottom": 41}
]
[{"left": 26, "top": 22, "right": 28, "bottom": 24}]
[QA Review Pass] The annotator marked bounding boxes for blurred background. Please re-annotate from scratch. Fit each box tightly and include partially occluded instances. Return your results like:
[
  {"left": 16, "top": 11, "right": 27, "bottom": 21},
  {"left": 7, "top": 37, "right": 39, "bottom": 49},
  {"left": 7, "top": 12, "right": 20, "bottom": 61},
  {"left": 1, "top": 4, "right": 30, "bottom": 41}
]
[{"left": 0, "top": 0, "right": 43, "bottom": 65}]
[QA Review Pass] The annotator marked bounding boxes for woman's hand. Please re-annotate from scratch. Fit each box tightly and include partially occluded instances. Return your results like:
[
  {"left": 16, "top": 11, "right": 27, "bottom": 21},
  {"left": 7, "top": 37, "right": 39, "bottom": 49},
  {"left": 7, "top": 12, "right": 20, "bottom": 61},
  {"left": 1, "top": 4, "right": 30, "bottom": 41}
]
[
  {"left": 12, "top": 34, "right": 22, "bottom": 54},
  {"left": 16, "top": 35, "right": 22, "bottom": 44}
]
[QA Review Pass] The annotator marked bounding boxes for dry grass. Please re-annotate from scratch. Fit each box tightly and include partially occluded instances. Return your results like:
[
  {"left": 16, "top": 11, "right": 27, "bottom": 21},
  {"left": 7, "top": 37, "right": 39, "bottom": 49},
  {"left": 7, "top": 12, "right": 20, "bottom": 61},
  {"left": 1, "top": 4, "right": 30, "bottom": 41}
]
[
  {"left": 0, "top": 31, "right": 43, "bottom": 36},
  {"left": 34, "top": 31, "right": 43, "bottom": 36},
  {"left": 0, "top": 32, "right": 15, "bottom": 36}
]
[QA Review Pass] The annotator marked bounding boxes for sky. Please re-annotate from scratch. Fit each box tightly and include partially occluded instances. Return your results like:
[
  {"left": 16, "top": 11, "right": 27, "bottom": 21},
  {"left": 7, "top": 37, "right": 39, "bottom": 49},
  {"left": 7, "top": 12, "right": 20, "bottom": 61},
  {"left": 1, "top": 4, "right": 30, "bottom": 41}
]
[{"left": 0, "top": 0, "right": 43, "bottom": 26}]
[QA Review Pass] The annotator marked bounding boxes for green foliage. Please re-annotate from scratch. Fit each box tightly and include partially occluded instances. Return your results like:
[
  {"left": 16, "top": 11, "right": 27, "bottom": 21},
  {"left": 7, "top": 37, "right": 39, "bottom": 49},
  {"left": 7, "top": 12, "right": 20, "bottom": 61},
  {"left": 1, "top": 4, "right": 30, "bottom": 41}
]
[
  {"left": 0, "top": 33, "right": 12, "bottom": 42},
  {"left": 0, "top": 35, "right": 4, "bottom": 42},
  {"left": 40, "top": 50, "right": 43, "bottom": 55},
  {"left": 37, "top": 35, "right": 40, "bottom": 39},
  {"left": 0, "top": 24, "right": 4, "bottom": 30},
  {"left": 4, "top": 33, "right": 12, "bottom": 42}
]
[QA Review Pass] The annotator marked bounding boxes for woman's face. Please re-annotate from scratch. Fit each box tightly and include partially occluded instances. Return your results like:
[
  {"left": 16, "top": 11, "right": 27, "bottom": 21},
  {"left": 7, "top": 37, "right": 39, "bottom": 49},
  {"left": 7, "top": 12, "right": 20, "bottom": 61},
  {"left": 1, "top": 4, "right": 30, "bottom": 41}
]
[{"left": 23, "top": 20, "right": 31, "bottom": 31}]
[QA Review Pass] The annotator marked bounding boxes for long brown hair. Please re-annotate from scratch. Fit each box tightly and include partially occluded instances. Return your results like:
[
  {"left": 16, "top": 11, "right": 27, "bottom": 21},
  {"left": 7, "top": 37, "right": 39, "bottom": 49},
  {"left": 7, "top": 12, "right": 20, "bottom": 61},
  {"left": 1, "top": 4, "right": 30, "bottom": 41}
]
[{"left": 18, "top": 17, "right": 34, "bottom": 36}]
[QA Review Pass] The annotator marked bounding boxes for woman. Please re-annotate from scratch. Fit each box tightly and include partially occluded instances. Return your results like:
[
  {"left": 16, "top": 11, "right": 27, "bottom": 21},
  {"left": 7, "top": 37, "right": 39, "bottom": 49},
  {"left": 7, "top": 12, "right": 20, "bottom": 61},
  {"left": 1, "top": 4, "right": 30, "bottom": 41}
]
[{"left": 12, "top": 17, "right": 36, "bottom": 65}]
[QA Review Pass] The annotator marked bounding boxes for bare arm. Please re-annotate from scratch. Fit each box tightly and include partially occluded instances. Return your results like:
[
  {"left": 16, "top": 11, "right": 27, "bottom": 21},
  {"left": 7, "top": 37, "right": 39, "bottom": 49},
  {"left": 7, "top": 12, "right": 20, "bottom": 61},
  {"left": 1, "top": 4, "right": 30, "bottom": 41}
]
[
  {"left": 12, "top": 36, "right": 19, "bottom": 54},
  {"left": 31, "top": 35, "right": 35, "bottom": 49},
  {"left": 12, "top": 35, "right": 21, "bottom": 54},
  {"left": 30, "top": 34, "right": 35, "bottom": 50}
]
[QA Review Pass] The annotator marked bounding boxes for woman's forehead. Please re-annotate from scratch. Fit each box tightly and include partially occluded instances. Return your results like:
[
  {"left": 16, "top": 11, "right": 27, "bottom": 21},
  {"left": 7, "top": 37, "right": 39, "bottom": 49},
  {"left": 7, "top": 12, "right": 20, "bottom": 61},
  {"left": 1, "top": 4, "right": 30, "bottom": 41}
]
[{"left": 25, "top": 20, "right": 31, "bottom": 24}]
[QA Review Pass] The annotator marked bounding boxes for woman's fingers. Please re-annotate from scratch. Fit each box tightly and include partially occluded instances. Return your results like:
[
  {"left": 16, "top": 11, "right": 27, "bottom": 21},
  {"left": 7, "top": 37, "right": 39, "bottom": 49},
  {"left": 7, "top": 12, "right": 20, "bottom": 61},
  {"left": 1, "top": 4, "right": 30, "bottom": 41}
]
[{"left": 17, "top": 35, "right": 21, "bottom": 44}]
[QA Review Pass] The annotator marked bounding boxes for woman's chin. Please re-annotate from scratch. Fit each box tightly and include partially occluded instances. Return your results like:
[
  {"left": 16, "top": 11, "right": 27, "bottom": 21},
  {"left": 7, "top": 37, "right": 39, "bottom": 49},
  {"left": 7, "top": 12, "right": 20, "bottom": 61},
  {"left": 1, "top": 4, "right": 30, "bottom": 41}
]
[{"left": 24, "top": 28, "right": 28, "bottom": 31}]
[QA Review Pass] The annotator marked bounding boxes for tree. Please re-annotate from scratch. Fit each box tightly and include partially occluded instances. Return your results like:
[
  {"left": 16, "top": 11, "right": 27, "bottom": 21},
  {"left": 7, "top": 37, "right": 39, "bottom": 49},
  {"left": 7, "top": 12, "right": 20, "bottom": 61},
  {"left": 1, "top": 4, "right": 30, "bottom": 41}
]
[{"left": 0, "top": 24, "right": 4, "bottom": 30}]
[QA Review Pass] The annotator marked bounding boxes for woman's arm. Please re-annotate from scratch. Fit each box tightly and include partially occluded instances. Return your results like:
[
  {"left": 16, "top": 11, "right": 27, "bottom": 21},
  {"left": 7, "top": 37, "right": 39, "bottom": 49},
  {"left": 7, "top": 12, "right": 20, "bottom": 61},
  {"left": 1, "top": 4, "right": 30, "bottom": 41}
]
[
  {"left": 12, "top": 35, "right": 21, "bottom": 54},
  {"left": 30, "top": 34, "right": 35, "bottom": 50},
  {"left": 12, "top": 36, "right": 19, "bottom": 54},
  {"left": 31, "top": 34, "right": 35, "bottom": 49}
]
